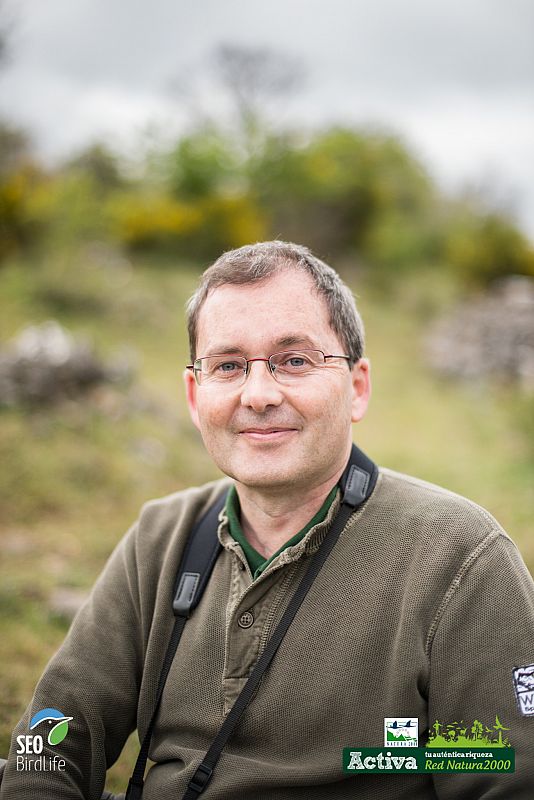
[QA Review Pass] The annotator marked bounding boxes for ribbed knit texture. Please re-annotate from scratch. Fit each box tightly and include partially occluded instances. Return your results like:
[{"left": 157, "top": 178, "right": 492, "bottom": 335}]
[{"left": 2, "top": 468, "right": 534, "bottom": 799}]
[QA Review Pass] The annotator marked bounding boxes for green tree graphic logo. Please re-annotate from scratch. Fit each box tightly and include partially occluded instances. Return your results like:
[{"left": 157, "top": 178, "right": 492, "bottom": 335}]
[{"left": 427, "top": 716, "right": 511, "bottom": 748}]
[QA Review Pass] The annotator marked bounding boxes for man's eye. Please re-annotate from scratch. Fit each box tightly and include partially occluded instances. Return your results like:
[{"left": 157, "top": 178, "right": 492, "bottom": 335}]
[
  {"left": 282, "top": 354, "right": 310, "bottom": 369},
  {"left": 215, "top": 361, "right": 239, "bottom": 373}
]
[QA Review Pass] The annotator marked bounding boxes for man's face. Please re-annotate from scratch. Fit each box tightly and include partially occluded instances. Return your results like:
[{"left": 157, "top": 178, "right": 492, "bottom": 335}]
[{"left": 184, "top": 268, "right": 370, "bottom": 494}]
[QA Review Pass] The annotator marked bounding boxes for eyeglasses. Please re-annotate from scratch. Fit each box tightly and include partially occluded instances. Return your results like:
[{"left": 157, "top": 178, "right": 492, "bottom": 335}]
[{"left": 186, "top": 349, "right": 351, "bottom": 387}]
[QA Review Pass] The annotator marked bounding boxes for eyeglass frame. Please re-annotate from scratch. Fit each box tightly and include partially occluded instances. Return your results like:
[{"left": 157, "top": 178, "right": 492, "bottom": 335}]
[{"left": 186, "top": 348, "right": 353, "bottom": 387}]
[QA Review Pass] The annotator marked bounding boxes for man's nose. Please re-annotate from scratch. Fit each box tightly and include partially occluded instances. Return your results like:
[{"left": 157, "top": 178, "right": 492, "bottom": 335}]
[{"left": 239, "top": 360, "right": 284, "bottom": 412}]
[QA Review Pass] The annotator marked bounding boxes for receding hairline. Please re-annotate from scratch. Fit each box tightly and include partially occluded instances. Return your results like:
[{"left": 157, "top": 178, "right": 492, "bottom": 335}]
[
  {"left": 194, "top": 266, "right": 339, "bottom": 353},
  {"left": 186, "top": 241, "right": 365, "bottom": 365},
  {"left": 199, "top": 260, "right": 320, "bottom": 302},
  {"left": 192, "top": 262, "right": 333, "bottom": 348}
]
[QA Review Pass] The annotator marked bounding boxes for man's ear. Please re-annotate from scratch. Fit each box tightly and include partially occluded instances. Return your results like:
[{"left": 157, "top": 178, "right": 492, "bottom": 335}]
[
  {"left": 184, "top": 369, "right": 201, "bottom": 431},
  {"left": 350, "top": 358, "right": 371, "bottom": 423}
]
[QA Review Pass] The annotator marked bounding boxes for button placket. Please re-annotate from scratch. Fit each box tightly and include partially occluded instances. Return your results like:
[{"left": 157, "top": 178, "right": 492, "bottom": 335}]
[{"left": 224, "top": 568, "right": 282, "bottom": 690}]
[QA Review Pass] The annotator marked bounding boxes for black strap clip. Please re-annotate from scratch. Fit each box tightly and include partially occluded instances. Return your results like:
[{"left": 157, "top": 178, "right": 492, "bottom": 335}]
[
  {"left": 342, "top": 464, "right": 370, "bottom": 508},
  {"left": 173, "top": 572, "right": 200, "bottom": 618},
  {"left": 187, "top": 762, "right": 213, "bottom": 795}
]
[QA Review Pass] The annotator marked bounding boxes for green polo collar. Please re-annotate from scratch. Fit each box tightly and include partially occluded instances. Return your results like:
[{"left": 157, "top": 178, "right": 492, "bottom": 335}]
[{"left": 224, "top": 483, "right": 339, "bottom": 580}]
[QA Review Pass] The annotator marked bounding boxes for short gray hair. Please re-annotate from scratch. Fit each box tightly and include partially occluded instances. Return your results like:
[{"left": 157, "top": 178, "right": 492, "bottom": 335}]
[{"left": 186, "top": 241, "right": 365, "bottom": 364}]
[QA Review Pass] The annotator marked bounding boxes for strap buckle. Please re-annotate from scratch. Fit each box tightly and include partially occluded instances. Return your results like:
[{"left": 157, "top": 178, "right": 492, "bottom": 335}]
[
  {"left": 187, "top": 762, "right": 213, "bottom": 795},
  {"left": 342, "top": 464, "right": 370, "bottom": 507},
  {"left": 173, "top": 572, "right": 200, "bottom": 617}
]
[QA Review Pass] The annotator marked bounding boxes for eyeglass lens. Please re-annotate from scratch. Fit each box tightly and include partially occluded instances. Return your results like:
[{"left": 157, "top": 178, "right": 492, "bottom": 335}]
[{"left": 195, "top": 350, "right": 328, "bottom": 386}]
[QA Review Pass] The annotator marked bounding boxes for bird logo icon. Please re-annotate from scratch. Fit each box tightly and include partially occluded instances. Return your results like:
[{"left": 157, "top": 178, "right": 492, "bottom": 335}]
[{"left": 29, "top": 708, "right": 73, "bottom": 746}]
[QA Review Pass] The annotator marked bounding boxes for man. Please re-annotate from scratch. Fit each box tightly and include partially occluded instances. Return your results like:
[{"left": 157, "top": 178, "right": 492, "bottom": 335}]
[{"left": 1, "top": 240, "right": 533, "bottom": 799}]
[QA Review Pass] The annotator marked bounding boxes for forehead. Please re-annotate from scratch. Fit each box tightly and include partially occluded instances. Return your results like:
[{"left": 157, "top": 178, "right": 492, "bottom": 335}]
[{"left": 196, "top": 268, "right": 341, "bottom": 354}]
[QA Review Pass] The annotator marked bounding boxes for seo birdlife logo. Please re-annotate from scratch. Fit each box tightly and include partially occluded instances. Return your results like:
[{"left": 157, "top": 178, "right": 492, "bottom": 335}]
[
  {"left": 16, "top": 708, "right": 72, "bottom": 772},
  {"left": 30, "top": 708, "right": 72, "bottom": 745}
]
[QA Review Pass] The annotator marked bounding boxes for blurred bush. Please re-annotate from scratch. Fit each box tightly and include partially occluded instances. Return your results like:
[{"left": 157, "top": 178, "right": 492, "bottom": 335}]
[
  {"left": 29, "top": 171, "right": 111, "bottom": 247},
  {"left": 248, "top": 128, "right": 436, "bottom": 263},
  {"left": 166, "top": 127, "right": 241, "bottom": 200},
  {"left": 0, "top": 122, "right": 46, "bottom": 259},
  {"left": 107, "top": 191, "right": 204, "bottom": 251},
  {"left": 445, "top": 209, "right": 534, "bottom": 285},
  {"left": 107, "top": 190, "right": 266, "bottom": 257},
  {"left": 1, "top": 116, "right": 533, "bottom": 287}
]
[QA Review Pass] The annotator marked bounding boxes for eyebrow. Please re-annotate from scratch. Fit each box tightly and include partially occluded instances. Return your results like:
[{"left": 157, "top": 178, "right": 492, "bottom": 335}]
[
  {"left": 203, "top": 346, "right": 244, "bottom": 356},
  {"left": 202, "top": 334, "right": 319, "bottom": 357},
  {"left": 275, "top": 335, "right": 318, "bottom": 349}
]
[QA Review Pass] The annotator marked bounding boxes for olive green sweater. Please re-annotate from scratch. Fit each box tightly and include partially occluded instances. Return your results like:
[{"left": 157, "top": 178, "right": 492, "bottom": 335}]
[{"left": 2, "top": 467, "right": 534, "bottom": 799}]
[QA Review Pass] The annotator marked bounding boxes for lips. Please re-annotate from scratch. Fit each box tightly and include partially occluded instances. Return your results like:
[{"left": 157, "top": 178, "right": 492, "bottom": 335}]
[
  {"left": 238, "top": 427, "right": 298, "bottom": 441},
  {"left": 240, "top": 428, "right": 295, "bottom": 434}
]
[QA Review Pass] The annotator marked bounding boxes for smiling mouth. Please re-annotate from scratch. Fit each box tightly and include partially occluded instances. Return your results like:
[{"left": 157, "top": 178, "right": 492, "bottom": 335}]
[{"left": 239, "top": 428, "right": 297, "bottom": 439}]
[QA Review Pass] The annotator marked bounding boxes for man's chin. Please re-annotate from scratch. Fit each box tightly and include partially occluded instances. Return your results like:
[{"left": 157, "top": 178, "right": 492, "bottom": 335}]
[
  {"left": 224, "top": 459, "right": 299, "bottom": 491},
  {"left": 233, "top": 468, "right": 292, "bottom": 488},
  {"left": 206, "top": 434, "right": 312, "bottom": 490}
]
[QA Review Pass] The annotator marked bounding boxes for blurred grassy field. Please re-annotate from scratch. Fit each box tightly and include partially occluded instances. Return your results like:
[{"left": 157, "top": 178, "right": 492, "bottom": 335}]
[{"left": 1, "top": 250, "right": 532, "bottom": 792}]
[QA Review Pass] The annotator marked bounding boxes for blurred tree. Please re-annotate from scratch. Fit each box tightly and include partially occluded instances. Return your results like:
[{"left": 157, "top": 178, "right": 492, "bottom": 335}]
[
  {"left": 248, "top": 127, "right": 436, "bottom": 263},
  {"left": 170, "top": 43, "right": 304, "bottom": 159},
  {"left": 29, "top": 170, "right": 112, "bottom": 248},
  {"left": 64, "top": 142, "right": 126, "bottom": 193},
  {"left": 107, "top": 190, "right": 203, "bottom": 252},
  {"left": 0, "top": 121, "right": 32, "bottom": 178},
  {"left": 212, "top": 44, "right": 304, "bottom": 157},
  {"left": 445, "top": 207, "right": 534, "bottom": 285},
  {"left": 166, "top": 125, "right": 240, "bottom": 201},
  {"left": 0, "top": 1, "right": 47, "bottom": 261},
  {"left": 0, "top": 122, "right": 45, "bottom": 261},
  {"left": 158, "top": 43, "right": 301, "bottom": 257},
  {"left": 0, "top": 0, "right": 14, "bottom": 69}
]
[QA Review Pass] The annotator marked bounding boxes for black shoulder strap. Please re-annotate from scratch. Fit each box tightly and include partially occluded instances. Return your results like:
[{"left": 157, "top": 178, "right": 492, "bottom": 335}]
[
  {"left": 125, "top": 491, "right": 226, "bottom": 800},
  {"left": 126, "top": 445, "right": 377, "bottom": 800},
  {"left": 181, "top": 444, "right": 377, "bottom": 800}
]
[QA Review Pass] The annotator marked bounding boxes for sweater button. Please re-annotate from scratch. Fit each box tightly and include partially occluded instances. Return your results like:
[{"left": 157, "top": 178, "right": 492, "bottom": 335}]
[{"left": 238, "top": 611, "right": 254, "bottom": 628}]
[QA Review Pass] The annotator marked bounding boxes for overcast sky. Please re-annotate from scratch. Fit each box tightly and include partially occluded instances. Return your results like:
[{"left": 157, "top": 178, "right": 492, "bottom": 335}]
[{"left": 2, "top": 0, "right": 533, "bottom": 238}]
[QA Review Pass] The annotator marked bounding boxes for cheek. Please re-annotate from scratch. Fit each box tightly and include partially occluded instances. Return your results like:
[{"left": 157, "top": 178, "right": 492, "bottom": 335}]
[
  {"left": 196, "top": 394, "right": 233, "bottom": 431},
  {"left": 291, "top": 381, "right": 351, "bottom": 425}
]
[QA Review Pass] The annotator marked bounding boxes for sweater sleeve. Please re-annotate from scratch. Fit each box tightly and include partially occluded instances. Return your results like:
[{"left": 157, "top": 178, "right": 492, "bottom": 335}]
[
  {"left": 0, "top": 522, "right": 144, "bottom": 800},
  {"left": 427, "top": 531, "right": 534, "bottom": 800}
]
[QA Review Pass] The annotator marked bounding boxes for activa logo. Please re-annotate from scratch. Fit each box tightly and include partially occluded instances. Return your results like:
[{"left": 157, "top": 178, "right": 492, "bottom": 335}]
[
  {"left": 347, "top": 750, "right": 418, "bottom": 771},
  {"left": 16, "top": 708, "right": 72, "bottom": 767}
]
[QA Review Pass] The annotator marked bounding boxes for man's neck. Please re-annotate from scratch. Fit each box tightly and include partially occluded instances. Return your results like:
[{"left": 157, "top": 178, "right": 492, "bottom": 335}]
[{"left": 235, "top": 465, "right": 346, "bottom": 561}]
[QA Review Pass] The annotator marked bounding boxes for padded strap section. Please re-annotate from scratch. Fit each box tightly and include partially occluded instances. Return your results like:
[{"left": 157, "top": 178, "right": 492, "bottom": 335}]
[
  {"left": 125, "top": 490, "right": 226, "bottom": 799},
  {"left": 172, "top": 495, "right": 225, "bottom": 618}
]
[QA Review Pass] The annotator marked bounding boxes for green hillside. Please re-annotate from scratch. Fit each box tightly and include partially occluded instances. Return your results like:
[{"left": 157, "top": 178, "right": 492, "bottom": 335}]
[
  {"left": 1, "top": 113, "right": 533, "bottom": 790},
  {"left": 2, "top": 250, "right": 532, "bottom": 791}
]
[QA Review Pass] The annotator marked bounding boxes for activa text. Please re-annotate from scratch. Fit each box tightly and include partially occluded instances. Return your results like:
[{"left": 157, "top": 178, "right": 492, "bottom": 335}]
[{"left": 347, "top": 750, "right": 418, "bottom": 770}]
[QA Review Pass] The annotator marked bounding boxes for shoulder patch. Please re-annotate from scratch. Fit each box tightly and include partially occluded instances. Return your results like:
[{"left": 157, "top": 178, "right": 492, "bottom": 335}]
[{"left": 513, "top": 664, "right": 534, "bottom": 716}]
